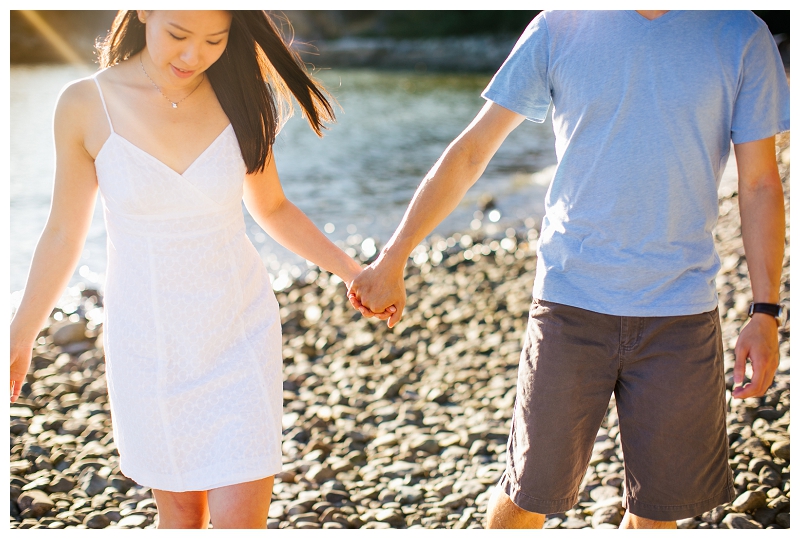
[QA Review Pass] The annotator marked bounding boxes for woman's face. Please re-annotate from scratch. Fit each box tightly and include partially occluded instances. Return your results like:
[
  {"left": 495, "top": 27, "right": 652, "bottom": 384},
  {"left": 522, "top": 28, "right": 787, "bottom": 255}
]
[{"left": 138, "top": 10, "right": 232, "bottom": 86}]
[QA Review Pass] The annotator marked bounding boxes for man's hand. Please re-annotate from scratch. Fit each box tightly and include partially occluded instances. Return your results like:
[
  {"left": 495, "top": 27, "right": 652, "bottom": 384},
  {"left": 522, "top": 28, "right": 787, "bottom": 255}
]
[
  {"left": 349, "top": 255, "right": 407, "bottom": 328},
  {"left": 732, "top": 136, "right": 785, "bottom": 399},
  {"left": 732, "top": 314, "right": 780, "bottom": 399}
]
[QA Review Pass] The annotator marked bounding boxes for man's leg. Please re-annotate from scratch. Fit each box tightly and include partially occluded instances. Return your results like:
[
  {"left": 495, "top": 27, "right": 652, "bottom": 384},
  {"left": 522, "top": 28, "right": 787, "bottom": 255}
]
[
  {"left": 486, "top": 488, "right": 545, "bottom": 528},
  {"left": 489, "top": 299, "right": 621, "bottom": 527},
  {"left": 619, "top": 512, "right": 677, "bottom": 529},
  {"left": 614, "top": 309, "right": 734, "bottom": 523}
]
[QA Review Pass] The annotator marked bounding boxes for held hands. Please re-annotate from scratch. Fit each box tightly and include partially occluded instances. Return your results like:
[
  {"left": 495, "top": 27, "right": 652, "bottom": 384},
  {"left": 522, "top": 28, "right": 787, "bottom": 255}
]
[
  {"left": 342, "top": 260, "right": 397, "bottom": 324},
  {"left": 732, "top": 313, "right": 780, "bottom": 399},
  {"left": 348, "top": 256, "right": 406, "bottom": 328}
]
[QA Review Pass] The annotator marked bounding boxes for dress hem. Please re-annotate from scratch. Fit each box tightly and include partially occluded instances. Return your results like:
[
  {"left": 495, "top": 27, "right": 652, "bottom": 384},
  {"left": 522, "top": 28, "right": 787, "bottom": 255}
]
[{"left": 120, "top": 458, "right": 283, "bottom": 493}]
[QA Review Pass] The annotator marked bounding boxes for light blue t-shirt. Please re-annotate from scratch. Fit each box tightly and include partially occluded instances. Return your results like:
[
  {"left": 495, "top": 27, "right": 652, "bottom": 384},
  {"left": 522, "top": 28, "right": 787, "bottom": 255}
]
[{"left": 482, "top": 10, "right": 790, "bottom": 316}]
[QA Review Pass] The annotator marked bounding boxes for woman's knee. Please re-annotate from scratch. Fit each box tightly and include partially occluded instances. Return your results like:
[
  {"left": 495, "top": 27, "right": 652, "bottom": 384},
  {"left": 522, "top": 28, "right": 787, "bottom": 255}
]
[
  {"left": 153, "top": 489, "right": 209, "bottom": 529},
  {"left": 207, "top": 476, "right": 274, "bottom": 529}
]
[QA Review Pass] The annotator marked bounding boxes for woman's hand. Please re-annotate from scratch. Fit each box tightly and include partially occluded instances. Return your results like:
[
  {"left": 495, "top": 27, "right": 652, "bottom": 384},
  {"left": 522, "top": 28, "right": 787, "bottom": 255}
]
[
  {"left": 348, "top": 251, "right": 407, "bottom": 328},
  {"left": 9, "top": 79, "right": 101, "bottom": 405},
  {"left": 10, "top": 336, "right": 34, "bottom": 403},
  {"left": 342, "top": 261, "right": 396, "bottom": 321}
]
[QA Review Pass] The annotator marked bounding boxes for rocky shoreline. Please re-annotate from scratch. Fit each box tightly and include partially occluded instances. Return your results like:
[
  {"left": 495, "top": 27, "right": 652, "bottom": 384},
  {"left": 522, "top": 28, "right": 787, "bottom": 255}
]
[
  {"left": 9, "top": 137, "right": 790, "bottom": 529},
  {"left": 305, "top": 36, "right": 517, "bottom": 73}
]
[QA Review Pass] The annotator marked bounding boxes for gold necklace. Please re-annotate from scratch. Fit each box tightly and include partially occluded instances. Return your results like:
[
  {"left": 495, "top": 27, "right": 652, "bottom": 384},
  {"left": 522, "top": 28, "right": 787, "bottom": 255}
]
[{"left": 140, "top": 55, "right": 204, "bottom": 109}]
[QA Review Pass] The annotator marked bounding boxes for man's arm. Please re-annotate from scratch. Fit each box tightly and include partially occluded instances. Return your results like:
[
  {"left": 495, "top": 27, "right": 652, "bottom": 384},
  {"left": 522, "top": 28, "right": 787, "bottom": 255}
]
[
  {"left": 732, "top": 136, "right": 784, "bottom": 399},
  {"left": 349, "top": 102, "right": 526, "bottom": 327}
]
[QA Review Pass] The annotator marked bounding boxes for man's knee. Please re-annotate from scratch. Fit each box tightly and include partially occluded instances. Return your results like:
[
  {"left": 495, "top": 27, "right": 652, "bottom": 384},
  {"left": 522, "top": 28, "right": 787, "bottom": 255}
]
[
  {"left": 620, "top": 511, "right": 676, "bottom": 529},
  {"left": 486, "top": 487, "right": 545, "bottom": 529}
]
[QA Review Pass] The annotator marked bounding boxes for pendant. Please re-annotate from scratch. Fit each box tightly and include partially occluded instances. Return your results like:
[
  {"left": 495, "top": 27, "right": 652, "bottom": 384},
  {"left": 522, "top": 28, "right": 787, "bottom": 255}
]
[{"left": 172, "top": 102, "right": 178, "bottom": 109}]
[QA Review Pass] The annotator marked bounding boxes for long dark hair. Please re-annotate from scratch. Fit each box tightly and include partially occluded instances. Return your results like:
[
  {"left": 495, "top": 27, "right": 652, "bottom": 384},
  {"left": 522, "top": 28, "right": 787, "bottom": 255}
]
[{"left": 97, "top": 10, "right": 335, "bottom": 174}]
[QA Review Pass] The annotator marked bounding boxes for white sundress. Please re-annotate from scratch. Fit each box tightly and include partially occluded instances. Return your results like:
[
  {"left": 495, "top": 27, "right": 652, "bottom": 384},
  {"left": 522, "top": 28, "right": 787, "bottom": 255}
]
[{"left": 91, "top": 73, "right": 283, "bottom": 492}]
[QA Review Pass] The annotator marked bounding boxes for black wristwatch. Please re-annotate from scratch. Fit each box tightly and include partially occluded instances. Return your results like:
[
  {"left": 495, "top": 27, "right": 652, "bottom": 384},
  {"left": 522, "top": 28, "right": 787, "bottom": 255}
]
[{"left": 748, "top": 303, "right": 788, "bottom": 327}]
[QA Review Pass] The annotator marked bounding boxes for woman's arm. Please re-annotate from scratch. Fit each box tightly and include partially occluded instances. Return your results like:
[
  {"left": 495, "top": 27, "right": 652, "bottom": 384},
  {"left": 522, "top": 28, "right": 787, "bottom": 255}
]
[
  {"left": 10, "top": 80, "right": 101, "bottom": 401},
  {"left": 242, "top": 154, "right": 392, "bottom": 317}
]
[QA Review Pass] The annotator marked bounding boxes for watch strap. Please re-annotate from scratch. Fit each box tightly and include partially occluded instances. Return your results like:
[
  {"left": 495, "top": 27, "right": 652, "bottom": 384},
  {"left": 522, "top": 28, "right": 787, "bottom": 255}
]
[{"left": 748, "top": 303, "right": 783, "bottom": 318}]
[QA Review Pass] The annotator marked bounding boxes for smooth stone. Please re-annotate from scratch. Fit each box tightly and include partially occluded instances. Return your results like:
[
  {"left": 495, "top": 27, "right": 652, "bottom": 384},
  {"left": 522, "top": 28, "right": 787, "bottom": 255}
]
[
  {"left": 767, "top": 496, "right": 790, "bottom": 511},
  {"left": 84, "top": 511, "right": 111, "bottom": 529},
  {"left": 770, "top": 440, "right": 789, "bottom": 461},
  {"left": 543, "top": 517, "right": 563, "bottom": 529},
  {"left": 677, "top": 517, "right": 699, "bottom": 529},
  {"left": 102, "top": 508, "right": 122, "bottom": 522},
  {"left": 372, "top": 433, "right": 398, "bottom": 448},
  {"left": 747, "top": 457, "right": 775, "bottom": 474},
  {"left": 10, "top": 460, "right": 32, "bottom": 475},
  {"left": 325, "top": 490, "right": 350, "bottom": 504},
  {"left": 563, "top": 516, "right": 590, "bottom": 529},
  {"left": 375, "top": 508, "right": 404, "bottom": 525},
  {"left": 701, "top": 505, "right": 730, "bottom": 524},
  {"left": 47, "top": 475, "right": 77, "bottom": 494},
  {"left": 289, "top": 512, "right": 319, "bottom": 524},
  {"left": 79, "top": 471, "right": 108, "bottom": 497},
  {"left": 720, "top": 513, "right": 763, "bottom": 529},
  {"left": 396, "top": 486, "right": 424, "bottom": 505},
  {"left": 17, "top": 490, "right": 55, "bottom": 519},
  {"left": 51, "top": 321, "right": 87, "bottom": 346},
  {"left": 586, "top": 496, "right": 623, "bottom": 515},
  {"left": 305, "top": 464, "right": 336, "bottom": 484},
  {"left": 117, "top": 514, "right": 148, "bottom": 528},
  {"left": 758, "top": 466, "right": 782, "bottom": 488},
  {"left": 732, "top": 490, "right": 767, "bottom": 513},
  {"left": 753, "top": 507, "right": 779, "bottom": 526},
  {"left": 591, "top": 505, "right": 621, "bottom": 528},
  {"left": 382, "top": 460, "right": 424, "bottom": 478},
  {"left": 774, "top": 512, "right": 789, "bottom": 528},
  {"left": 589, "top": 485, "right": 620, "bottom": 502}
]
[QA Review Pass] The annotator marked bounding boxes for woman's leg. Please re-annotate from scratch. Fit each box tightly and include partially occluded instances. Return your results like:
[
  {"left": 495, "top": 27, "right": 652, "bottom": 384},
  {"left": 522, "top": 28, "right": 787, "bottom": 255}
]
[
  {"left": 207, "top": 476, "right": 274, "bottom": 529},
  {"left": 152, "top": 489, "right": 210, "bottom": 529}
]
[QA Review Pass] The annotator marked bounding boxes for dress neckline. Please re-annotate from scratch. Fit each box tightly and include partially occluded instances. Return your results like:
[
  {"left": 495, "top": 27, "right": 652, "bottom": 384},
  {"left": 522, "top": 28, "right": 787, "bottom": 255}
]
[{"left": 96, "top": 124, "right": 233, "bottom": 177}]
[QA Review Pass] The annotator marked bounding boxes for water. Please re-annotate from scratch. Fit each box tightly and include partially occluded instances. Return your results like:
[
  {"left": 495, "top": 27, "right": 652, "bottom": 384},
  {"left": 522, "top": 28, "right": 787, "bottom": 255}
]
[{"left": 10, "top": 65, "right": 556, "bottom": 294}]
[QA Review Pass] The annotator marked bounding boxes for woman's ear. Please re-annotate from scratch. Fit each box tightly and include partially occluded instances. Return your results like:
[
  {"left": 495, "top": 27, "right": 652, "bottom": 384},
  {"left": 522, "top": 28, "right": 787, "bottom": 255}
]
[{"left": 137, "top": 10, "right": 148, "bottom": 24}]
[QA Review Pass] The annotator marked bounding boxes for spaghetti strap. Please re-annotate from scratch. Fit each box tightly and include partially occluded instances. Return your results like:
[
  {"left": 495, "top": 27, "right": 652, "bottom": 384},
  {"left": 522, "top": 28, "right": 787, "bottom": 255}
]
[{"left": 92, "top": 74, "right": 114, "bottom": 134}]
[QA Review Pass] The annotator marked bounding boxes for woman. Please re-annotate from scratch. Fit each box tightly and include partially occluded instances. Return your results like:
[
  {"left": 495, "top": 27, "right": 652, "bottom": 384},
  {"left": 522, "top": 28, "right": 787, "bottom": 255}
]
[{"left": 9, "top": 10, "right": 390, "bottom": 528}]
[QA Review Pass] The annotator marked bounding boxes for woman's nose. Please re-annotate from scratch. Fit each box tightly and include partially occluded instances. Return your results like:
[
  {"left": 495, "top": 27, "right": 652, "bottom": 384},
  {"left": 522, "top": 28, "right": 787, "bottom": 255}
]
[{"left": 179, "top": 44, "right": 200, "bottom": 67}]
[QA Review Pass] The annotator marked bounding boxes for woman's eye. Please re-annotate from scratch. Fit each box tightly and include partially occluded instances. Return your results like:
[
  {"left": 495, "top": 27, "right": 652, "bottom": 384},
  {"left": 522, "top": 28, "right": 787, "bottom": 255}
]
[
  {"left": 168, "top": 32, "right": 186, "bottom": 41},
  {"left": 207, "top": 40, "right": 222, "bottom": 46}
]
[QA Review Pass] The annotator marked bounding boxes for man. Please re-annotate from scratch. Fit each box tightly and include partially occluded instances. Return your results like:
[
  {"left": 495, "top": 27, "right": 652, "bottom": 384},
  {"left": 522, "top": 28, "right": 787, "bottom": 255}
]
[{"left": 349, "top": 10, "right": 789, "bottom": 529}]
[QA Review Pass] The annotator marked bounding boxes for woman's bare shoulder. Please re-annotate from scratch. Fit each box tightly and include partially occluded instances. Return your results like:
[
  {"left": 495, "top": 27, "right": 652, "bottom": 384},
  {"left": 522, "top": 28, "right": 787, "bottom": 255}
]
[{"left": 54, "top": 75, "right": 104, "bottom": 128}]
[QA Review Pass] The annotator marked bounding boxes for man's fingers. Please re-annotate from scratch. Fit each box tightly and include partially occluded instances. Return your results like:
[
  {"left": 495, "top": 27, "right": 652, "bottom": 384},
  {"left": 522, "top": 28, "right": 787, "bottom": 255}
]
[
  {"left": 387, "top": 301, "right": 405, "bottom": 328},
  {"left": 732, "top": 342, "right": 748, "bottom": 389},
  {"left": 749, "top": 359, "right": 768, "bottom": 397}
]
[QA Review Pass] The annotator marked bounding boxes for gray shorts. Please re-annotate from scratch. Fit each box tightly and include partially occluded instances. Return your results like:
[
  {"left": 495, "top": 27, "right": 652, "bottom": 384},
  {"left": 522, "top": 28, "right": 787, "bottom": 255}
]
[{"left": 499, "top": 298, "right": 735, "bottom": 521}]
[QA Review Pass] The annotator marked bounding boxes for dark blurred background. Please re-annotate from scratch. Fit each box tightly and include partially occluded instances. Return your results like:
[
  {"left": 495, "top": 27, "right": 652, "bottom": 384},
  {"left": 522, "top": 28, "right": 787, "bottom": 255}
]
[{"left": 10, "top": 10, "right": 790, "bottom": 71}]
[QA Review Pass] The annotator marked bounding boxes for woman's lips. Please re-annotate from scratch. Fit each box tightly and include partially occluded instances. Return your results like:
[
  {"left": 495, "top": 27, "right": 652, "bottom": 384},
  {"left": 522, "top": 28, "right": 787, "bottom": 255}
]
[{"left": 170, "top": 64, "right": 195, "bottom": 79}]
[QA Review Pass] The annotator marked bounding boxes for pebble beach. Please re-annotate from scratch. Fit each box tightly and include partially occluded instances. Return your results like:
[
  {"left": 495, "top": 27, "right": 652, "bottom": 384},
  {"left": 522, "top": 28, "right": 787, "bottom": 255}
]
[{"left": 9, "top": 136, "right": 790, "bottom": 529}]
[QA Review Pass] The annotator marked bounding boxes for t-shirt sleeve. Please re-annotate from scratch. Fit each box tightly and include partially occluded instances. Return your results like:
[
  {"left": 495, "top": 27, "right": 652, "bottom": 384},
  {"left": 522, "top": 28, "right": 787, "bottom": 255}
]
[
  {"left": 481, "top": 13, "right": 552, "bottom": 123},
  {"left": 731, "top": 21, "right": 790, "bottom": 144}
]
